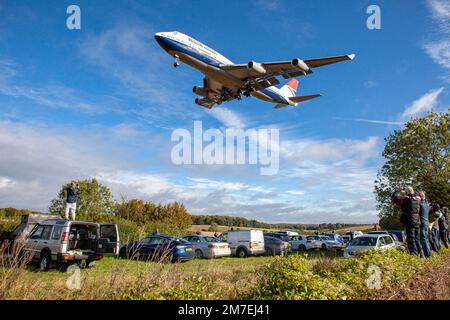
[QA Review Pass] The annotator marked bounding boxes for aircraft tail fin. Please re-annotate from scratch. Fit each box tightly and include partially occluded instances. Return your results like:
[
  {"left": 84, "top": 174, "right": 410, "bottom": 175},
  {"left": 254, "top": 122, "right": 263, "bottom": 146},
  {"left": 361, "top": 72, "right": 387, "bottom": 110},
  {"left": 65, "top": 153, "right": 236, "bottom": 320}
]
[{"left": 279, "top": 79, "right": 299, "bottom": 98}]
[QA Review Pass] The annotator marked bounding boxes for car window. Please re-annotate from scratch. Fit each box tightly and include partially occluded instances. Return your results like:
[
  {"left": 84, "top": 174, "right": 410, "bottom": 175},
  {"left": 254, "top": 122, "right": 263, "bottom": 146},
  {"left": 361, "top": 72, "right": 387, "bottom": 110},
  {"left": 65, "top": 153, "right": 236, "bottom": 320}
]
[
  {"left": 350, "top": 237, "right": 377, "bottom": 246},
  {"left": 30, "top": 225, "right": 45, "bottom": 239},
  {"left": 51, "top": 226, "right": 63, "bottom": 240},
  {"left": 190, "top": 237, "right": 201, "bottom": 243},
  {"left": 219, "top": 233, "right": 228, "bottom": 242},
  {"left": 384, "top": 236, "right": 393, "bottom": 245},
  {"left": 151, "top": 237, "right": 169, "bottom": 245},
  {"left": 30, "top": 225, "right": 52, "bottom": 240},
  {"left": 307, "top": 236, "right": 315, "bottom": 241},
  {"left": 140, "top": 237, "right": 154, "bottom": 244},
  {"left": 204, "top": 237, "right": 219, "bottom": 242},
  {"left": 377, "top": 237, "right": 386, "bottom": 246}
]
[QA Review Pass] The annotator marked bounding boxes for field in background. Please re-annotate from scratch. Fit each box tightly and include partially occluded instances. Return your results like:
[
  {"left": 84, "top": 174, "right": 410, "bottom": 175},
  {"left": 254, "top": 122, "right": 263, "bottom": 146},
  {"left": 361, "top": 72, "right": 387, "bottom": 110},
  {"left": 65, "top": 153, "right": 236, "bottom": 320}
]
[{"left": 188, "top": 224, "right": 377, "bottom": 237}]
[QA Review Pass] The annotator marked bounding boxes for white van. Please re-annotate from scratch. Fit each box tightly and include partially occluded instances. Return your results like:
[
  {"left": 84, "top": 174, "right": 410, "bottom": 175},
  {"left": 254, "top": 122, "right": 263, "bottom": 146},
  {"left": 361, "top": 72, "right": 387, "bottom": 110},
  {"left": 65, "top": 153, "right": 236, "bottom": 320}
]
[{"left": 218, "top": 230, "right": 265, "bottom": 258}]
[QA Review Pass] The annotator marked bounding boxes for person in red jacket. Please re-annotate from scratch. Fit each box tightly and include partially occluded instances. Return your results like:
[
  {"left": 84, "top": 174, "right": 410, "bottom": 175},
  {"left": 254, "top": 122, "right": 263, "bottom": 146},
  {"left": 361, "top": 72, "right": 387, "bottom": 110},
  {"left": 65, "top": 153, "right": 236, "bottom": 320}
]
[{"left": 391, "top": 186, "right": 422, "bottom": 256}]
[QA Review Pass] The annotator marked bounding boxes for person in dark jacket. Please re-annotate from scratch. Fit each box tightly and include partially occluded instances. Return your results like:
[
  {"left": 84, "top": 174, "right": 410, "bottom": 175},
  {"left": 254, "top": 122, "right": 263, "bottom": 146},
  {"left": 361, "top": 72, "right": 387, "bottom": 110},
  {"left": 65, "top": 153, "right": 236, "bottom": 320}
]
[
  {"left": 65, "top": 180, "right": 81, "bottom": 220},
  {"left": 418, "top": 192, "right": 431, "bottom": 258},
  {"left": 391, "top": 187, "right": 422, "bottom": 256},
  {"left": 438, "top": 205, "right": 449, "bottom": 249},
  {"left": 429, "top": 204, "right": 442, "bottom": 253},
  {"left": 444, "top": 207, "right": 450, "bottom": 243}
]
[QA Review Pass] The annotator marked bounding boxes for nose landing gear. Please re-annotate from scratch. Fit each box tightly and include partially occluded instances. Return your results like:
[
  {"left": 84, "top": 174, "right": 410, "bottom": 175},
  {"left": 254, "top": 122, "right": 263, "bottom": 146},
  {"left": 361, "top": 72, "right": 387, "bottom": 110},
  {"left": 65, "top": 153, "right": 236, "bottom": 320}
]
[{"left": 173, "top": 54, "right": 180, "bottom": 68}]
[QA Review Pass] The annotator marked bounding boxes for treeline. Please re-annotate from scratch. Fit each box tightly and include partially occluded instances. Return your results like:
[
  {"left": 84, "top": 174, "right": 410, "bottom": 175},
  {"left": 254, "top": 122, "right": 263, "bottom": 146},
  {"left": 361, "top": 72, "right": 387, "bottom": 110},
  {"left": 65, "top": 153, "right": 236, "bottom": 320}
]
[
  {"left": 0, "top": 207, "right": 42, "bottom": 218},
  {"left": 192, "top": 214, "right": 363, "bottom": 231}
]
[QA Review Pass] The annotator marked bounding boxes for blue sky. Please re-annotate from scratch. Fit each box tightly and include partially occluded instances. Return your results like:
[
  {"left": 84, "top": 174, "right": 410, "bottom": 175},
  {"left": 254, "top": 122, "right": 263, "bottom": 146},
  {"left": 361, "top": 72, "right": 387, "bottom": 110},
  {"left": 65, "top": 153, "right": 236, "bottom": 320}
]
[{"left": 0, "top": 0, "right": 449, "bottom": 223}]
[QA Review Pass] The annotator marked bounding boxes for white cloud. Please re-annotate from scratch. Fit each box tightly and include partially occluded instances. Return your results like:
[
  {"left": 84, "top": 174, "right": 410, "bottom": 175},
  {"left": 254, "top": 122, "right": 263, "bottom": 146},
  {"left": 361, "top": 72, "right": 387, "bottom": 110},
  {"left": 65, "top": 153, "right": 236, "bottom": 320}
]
[
  {"left": 401, "top": 87, "right": 444, "bottom": 120},
  {"left": 0, "top": 121, "right": 380, "bottom": 223},
  {"left": 206, "top": 108, "right": 246, "bottom": 129},
  {"left": 427, "top": 0, "right": 450, "bottom": 20},
  {"left": 424, "top": 41, "right": 450, "bottom": 70},
  {"left": 0, "top": 177, "right": 14, "bottom": 188},
  {"left": 424, "top": 1, "right": 450, "bottom": 72}
]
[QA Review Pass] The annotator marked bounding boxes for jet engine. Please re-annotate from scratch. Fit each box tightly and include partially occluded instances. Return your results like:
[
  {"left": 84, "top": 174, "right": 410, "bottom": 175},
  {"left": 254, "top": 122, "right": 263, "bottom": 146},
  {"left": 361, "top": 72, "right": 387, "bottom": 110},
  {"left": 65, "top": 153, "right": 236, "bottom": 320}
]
[
  {"left": 291, "top": 58, "right": 310, "bottom": 73},
  {"left": 192, "top": 86, "right": 208, "bottom": 97},
  {"left": 247, "top": 61, "right": 266, "bottom": 75}
]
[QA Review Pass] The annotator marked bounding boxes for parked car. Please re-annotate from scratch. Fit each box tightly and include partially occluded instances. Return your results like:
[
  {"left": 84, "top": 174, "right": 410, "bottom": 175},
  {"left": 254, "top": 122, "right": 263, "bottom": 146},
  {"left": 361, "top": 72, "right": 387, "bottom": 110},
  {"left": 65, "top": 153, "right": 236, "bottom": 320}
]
[
  {"left": 314, "top": 235, "right": 343, "bottom": 250},
  {"left": 264, "top": 232, "right": 290, "bottom": 241},
  {"left": 274, "top": 231, "right": 299, "bottom": 236},
  {"left": 343, "top": 234, "right": 396, "bottom": 258},
  {"left": 325, "top": 233, "right": 344, "bottom": 245},
  {"left": 119, "top": 235, "right": 195, "bottom": 263},
  {"left": 368, "top": 230, "right": 406, "bottom": 245},
  {"left": 289, "top": 235, "right": 321, "bottom": 251},
  {"left": 264, "top": 236, "right": 291, "bottom": 256},
  {"left": 219, "top": 230, "right": 265, "bottom": 258},
  {"left": 21, "top": 219, "right": 119, "bottom": 271},
  {"left": 182, "top": 235, "right": 231, "bottom": 259}
]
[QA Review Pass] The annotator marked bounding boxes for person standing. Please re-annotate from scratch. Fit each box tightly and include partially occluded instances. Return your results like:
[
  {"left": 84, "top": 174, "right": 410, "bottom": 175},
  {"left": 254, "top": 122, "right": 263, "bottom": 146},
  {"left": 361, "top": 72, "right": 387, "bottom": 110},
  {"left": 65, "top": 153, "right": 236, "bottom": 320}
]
[
  {"left": 418, "top": 192, "right": 432, "bottom": 258},
  {"left": 438, "top": 205, "right": 449, "bottom": 249},
  {"left": 391, "top": 187, "right": 422, "bottom": 256},
  {"left": 429, "top": 205, "right": 442, "bottom": 254},
  {"left": 65, "top": 180, "right": 81, "bottom": 221},
  {"left": 444, "top": 207, "right": 450, "bottom": 243}
]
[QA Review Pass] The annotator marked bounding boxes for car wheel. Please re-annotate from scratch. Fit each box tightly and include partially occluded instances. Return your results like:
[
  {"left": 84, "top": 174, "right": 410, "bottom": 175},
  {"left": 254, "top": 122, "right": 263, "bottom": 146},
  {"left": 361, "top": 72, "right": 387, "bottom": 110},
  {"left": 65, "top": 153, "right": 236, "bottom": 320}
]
[
  {"left": 237, "top": 248, "right": 248, "bottom": 258},
  {"left": 321, "top": 243, "right": 327, "bottom": 250},
  {"left": 299, "top": 244, "right": 307, "bottom": 251},
  {"left": 39, "top": 252, "right": 51, "bottom": 272},
  {"left": 119, "top": 248, "right": 126, "bottom": 258},
  {"left": 195, "top": 249, "right": 204, "bottom": 259},
  {"left": 265, "top": 248, "right": 274, "bottom": 256}
]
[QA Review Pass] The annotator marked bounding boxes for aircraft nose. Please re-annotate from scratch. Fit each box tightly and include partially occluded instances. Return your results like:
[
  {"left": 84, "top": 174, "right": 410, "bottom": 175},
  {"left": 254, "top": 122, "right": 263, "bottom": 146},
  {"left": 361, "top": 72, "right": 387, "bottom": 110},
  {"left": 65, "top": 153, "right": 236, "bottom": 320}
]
[{"left": 154, "top": 33, "right": 172, "bottom": 51}]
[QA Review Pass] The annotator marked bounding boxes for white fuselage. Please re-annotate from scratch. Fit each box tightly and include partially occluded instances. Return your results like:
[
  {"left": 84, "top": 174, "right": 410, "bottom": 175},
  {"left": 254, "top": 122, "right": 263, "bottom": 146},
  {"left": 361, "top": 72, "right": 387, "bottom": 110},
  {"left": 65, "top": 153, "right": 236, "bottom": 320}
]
[{"left": 154, "top": 31, "right": 292, "bottom": 105}]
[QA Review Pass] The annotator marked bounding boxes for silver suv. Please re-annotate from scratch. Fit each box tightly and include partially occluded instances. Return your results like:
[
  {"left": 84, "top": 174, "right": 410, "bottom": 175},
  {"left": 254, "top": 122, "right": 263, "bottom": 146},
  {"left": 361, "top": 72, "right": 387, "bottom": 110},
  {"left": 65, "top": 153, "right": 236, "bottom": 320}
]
[{"left": 21, "top": 218, "right": 119, "bottom": 271}]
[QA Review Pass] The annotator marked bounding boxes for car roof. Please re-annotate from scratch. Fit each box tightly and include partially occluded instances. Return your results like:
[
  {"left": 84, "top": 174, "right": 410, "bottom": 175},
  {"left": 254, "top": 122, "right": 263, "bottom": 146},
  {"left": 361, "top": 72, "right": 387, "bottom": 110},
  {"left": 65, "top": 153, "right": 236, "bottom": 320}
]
[{"left": 358, "top": 234, "right": 384, "bottom": 238}]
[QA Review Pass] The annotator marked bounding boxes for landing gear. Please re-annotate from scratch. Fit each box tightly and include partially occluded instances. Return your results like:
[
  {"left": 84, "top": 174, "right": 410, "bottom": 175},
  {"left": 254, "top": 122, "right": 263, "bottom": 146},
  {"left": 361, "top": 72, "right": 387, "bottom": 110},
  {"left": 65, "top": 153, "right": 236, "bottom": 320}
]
[{"left": 173, "top": 54, "right": 180, "bottom": 68}]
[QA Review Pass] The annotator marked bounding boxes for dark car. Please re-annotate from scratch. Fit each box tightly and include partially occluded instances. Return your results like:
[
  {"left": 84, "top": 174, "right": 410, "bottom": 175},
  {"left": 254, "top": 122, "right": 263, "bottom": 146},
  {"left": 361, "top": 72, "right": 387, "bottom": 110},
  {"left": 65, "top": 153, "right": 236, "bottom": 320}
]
[
  {"left": 264, "top": 236, "right": 291, "bottom": 256},
  {"left": 119, "top": 235, "right": 195, "bottom": 263},
  {"left": 264, "top": 232, "right": 290, "bottom": 242}
]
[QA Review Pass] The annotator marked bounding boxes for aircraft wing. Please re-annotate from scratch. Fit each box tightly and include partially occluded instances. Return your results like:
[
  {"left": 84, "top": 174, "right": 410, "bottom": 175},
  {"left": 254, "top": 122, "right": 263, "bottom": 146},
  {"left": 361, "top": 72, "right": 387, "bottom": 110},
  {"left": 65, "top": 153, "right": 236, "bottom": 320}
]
[
  {"left": 195, "top": 77, "right": 240, "bottom": 109},
  {"left": 220, "top": 54, "right": 355, "bottom": 80}
]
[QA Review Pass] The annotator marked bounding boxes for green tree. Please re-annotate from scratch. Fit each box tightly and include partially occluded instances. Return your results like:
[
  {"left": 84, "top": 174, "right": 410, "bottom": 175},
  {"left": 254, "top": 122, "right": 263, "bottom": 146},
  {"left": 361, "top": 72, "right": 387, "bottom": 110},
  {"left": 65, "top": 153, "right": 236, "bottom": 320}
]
[
  {"left": 49, "top": 179, "right": 115, "bottom": 220},
  {"left": 375, "top": 110, "right": 450, "bottom": 222}
]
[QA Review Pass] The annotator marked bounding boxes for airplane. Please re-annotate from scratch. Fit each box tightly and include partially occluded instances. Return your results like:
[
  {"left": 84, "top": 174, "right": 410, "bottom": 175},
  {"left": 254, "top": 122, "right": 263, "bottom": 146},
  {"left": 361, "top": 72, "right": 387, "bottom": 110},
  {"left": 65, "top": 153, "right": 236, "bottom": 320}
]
[{"left": 154, "top": 31, "right": 355, "bottom": 109}]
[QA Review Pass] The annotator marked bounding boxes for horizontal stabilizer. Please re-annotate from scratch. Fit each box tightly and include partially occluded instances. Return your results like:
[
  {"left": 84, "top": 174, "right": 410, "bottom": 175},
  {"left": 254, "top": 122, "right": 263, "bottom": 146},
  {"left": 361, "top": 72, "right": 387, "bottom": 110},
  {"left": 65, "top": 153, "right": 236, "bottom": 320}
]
[{"left": 289, "top": 94, "right": 321, "bottom": 103}]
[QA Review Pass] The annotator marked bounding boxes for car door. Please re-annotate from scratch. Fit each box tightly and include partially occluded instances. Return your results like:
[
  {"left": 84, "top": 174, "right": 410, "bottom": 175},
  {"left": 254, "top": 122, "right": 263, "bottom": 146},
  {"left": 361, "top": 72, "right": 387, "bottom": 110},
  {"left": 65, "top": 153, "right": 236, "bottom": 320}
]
[
  {"left": 377, "top": 236, "right": 386, "bottom": 250},
  {"left": 26, "top": 225, "right": 53, "bottom": 259},
  {"left": 188, "top": 236, "right": 201, "bottom": 251},
  {"left": 383, "top": 236, "right": 395, "bottom": 249},
  {"left": 97, "top": 223, "right": 120, "bottom": 256}
]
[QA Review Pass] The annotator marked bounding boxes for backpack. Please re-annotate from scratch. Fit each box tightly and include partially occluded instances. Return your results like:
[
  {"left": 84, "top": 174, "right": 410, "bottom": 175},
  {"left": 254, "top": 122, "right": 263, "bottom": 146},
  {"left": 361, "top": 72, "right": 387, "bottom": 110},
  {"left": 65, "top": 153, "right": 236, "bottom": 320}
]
[{"left": 401, "top": 196, "right": 421, "bottom": 215}]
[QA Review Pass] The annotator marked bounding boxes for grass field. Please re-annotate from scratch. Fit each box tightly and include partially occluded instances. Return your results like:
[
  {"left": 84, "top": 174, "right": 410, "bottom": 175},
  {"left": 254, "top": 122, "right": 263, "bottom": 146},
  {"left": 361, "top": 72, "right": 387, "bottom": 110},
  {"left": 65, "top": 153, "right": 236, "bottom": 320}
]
[
  {"left": 0, "top": 249, "right": 342, "bottom": 300},
  {"left": 1, "top": 247, "right": 449, "bottom": 300}
]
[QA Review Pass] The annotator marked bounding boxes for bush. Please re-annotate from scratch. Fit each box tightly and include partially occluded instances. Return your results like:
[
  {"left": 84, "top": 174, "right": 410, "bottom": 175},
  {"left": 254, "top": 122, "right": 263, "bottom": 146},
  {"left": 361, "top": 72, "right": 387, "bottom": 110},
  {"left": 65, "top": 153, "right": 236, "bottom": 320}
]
[{"left": 255, "top": 249, "right": 437, "bottom": 300}]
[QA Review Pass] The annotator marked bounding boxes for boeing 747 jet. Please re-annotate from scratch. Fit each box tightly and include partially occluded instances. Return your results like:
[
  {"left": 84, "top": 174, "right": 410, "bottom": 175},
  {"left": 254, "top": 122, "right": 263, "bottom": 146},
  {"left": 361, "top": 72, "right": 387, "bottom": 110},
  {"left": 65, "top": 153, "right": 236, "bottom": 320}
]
[{"left": 155, "top": 31, "right": 355, "bottom": 109}]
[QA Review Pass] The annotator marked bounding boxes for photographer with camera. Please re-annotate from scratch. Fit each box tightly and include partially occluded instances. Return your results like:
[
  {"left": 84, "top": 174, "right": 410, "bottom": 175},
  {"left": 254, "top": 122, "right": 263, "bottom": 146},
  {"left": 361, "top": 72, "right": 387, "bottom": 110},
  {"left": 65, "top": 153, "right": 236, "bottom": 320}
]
[
  {"left": 65, "top": 180, "right": 81, "bottom": 221},
  {"left": 391, "top": 186, "right": 422, "bottom": 256}
]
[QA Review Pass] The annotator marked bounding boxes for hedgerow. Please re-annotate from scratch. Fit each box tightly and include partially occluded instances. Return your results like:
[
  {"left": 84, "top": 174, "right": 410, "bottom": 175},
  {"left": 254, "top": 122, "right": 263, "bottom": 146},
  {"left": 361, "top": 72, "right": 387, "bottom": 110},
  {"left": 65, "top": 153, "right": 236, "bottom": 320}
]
[{"left": 254, "top": 249, "right": 446, "bottom": 300}]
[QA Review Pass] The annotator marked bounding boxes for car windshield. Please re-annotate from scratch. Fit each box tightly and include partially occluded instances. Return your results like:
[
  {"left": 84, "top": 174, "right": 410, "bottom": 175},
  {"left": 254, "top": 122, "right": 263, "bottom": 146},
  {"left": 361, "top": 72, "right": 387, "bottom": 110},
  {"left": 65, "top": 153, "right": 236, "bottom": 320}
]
[
  {"left": 174, "top": 237, "right": 189, "bottom": 244},
  {"left": 204, "top": 236, "right": 220, "bottom": 242},
  {"left": 350, "top": 237, "right": 377, "bottom": 246}
]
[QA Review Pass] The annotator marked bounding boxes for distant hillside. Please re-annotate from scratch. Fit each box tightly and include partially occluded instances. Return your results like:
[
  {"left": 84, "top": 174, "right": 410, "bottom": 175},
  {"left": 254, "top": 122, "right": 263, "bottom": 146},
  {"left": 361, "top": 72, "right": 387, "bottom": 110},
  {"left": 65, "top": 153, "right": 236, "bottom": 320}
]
[{"left": 191, "top": 214, "right": 371, "bottom": 232}]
